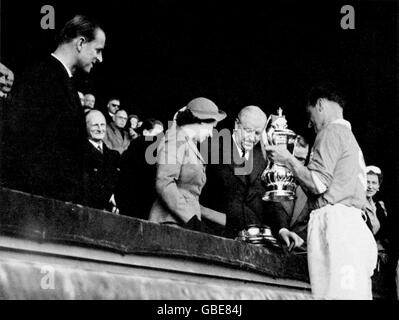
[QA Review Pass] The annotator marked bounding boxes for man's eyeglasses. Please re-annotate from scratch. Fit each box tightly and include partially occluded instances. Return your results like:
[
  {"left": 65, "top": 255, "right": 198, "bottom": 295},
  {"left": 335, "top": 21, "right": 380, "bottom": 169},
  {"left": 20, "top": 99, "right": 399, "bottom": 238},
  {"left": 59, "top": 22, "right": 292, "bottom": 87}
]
[{"left": 366, "top": 166, "right": 381, "bottom": 175}]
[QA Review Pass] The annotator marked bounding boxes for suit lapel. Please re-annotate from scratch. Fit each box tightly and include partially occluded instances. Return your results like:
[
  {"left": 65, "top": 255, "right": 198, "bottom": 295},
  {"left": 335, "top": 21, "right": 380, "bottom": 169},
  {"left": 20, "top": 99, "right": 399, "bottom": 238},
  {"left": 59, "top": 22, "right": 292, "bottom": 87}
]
[
  {"left": 229, "top": 140, "right": 247, "bottom": 185},
  {"left": 290, "top": 186, "right": 307, "bottom": 227},
  {"left": 281, "top": 201, "right": 292, "bottom": 215},
  {"left": 248, "top": 144, "right": 267, "bottom": 185},
  {"left": 51, "top": 57, "right": 82, "bottom": 114}
]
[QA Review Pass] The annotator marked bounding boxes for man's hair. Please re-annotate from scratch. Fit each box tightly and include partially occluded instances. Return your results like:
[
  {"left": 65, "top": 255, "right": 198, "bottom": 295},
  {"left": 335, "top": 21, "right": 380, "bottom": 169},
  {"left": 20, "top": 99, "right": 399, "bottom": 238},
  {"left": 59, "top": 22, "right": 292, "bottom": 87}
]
[
  {"left": 294, "top": 135, "right": 310, "bottom": 165},
  {"left": 115, "top": 109, "right": 128, "bottom": 116},
  {"left": 57, "top": 15, "right": 103, "bottom": 46},
  {"left": 128, "top": 114, "right": 139, "bottom": 121},
  {"left": 137, "top": 118, "right": 163, "bottom": 135},
  {"left": 296, "top": 135, "right": 309, "bottom": 149},
  {"left": 85, "top": 109, "right": 104, "bottom": 123},
  {"left": 107, "top": 97, "right": 120, "bottom": 104},
  {"left": 307, "top": 83, "right": 346, "bottom": 109}
]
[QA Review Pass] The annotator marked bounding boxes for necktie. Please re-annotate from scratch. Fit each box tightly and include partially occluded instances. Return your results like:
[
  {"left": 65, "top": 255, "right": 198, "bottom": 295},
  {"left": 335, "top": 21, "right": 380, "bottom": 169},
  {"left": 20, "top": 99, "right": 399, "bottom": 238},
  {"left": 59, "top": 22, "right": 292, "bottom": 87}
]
[{"left": 97, "top": 144, "right": 103, "bottom": 154}]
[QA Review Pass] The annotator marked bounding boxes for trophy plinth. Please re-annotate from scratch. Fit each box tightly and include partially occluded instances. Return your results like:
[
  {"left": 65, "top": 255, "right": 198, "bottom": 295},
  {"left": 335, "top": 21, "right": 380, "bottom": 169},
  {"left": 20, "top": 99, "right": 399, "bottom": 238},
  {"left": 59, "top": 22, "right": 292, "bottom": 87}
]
[
  {"left": 237, "top": 225, "right": 279, "bottom": 248},
  {"left": 261, "top": 108, "right": 297, "bottom": 202}
]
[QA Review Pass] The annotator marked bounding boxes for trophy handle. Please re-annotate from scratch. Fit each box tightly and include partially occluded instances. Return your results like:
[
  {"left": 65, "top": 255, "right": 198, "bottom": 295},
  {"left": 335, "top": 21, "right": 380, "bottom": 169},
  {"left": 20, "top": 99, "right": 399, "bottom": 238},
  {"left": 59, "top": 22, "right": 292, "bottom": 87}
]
[
  {"left": 292, "top": 135, "right": 300, "bottom": 159},
  {"left": 264, "top": 114, "right": 274, "bottom": 146}
]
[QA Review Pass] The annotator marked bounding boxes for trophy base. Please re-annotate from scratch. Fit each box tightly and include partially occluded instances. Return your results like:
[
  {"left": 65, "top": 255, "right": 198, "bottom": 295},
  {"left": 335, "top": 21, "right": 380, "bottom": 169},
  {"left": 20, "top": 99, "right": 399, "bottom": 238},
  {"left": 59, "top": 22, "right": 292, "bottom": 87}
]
[
  {"left": 263, "top": 190, "right": 296, "bottom": 202},
  {"left": 237, "top": 225, "right": 279, "bottom": 248}
]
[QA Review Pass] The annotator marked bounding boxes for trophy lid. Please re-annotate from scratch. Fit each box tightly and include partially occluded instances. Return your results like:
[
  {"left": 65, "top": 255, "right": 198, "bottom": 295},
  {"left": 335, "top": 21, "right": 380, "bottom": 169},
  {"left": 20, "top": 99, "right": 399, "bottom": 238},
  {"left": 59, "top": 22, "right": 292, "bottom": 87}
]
[{"left": 266, "top": 108, "right": 297, "bottom": 144}]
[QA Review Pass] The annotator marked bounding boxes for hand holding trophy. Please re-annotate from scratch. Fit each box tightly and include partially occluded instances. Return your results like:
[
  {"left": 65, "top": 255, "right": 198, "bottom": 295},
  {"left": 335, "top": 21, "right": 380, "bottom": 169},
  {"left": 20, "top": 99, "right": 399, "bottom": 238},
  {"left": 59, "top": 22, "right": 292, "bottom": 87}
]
[{"left": 261, "top": 108, "right": 298, "bottom": 202}]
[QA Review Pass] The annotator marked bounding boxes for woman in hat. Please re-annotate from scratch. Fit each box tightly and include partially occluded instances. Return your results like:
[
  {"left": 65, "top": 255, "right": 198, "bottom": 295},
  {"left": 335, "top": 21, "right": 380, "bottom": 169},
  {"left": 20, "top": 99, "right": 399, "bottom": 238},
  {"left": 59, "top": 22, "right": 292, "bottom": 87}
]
[
  {"left": 365, "top": 165, "right": 389, "bottom": 251},
  {"left": 149, "top": 97, "right": 227, "bottom": 233}
]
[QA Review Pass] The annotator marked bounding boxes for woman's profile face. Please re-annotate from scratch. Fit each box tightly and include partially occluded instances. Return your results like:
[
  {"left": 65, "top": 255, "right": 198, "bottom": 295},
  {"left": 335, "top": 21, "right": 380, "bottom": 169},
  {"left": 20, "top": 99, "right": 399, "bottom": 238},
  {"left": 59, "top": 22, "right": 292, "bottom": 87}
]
[
  {"left": 367, "top": 173, "right": 380, "bottom": 198},
  {"left": 196, "top": 122, "right": 216, "bottom": 143}
]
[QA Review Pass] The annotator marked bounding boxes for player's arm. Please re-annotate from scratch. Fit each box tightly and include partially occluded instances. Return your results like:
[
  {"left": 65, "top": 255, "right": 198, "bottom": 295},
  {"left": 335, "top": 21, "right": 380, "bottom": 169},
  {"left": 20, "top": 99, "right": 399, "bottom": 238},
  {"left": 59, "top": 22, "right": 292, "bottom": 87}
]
[{"left": 265, "top": 146, "right": 325, "bottom": 196}]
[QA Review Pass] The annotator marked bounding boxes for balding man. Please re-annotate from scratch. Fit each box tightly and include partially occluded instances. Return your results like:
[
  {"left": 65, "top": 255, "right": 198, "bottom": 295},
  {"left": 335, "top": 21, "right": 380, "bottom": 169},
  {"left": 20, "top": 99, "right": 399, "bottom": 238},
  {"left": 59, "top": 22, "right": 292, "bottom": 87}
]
[
  {"left": 201, "top": 106, "right": 293, "bottom": 240},
  {"left": 83, "top": 110, "right": 120, "bottom": 212},
  {"left": 1, "top": 15, "right": 105, "bottom": 203},
  {"left": 104, "top": 109, "right": 130, "bottom": 154}
]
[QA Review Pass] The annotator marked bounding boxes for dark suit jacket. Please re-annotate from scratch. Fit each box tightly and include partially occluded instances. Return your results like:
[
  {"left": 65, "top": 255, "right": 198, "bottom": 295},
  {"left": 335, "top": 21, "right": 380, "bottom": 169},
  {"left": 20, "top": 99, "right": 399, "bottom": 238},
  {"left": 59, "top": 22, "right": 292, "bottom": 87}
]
[
  {"left": 83, "top": 141, "right": 121, "bottom": 211},
  {"left": 272, "top": 186, "right": 310, "bottom": 241},
  {"left": 115, "top": 134, "right": 161, "bottom": 220},
  {"left": 200, "top": 136, "right": 286, "bottom": 239},
  {"left": 1, "top": 56, "right": 87, "bottom": 203}
]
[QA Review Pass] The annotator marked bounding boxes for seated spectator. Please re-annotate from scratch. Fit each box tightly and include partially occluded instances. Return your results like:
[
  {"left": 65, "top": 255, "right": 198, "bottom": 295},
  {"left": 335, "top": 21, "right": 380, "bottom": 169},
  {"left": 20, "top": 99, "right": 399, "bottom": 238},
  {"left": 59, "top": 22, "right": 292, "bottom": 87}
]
[
  {"left": 116, "top": 118, "right": 164, "bottom": 219},
  {"left": 0, "top": 62, "right": 14, "bottom": 99},
  {"left": 104, "top": 97, "right": 120, "bottom": 124},
  {"left": 365, "top": 165, "right": 390, "bottom": 251},
  {"left": 84, "top": 93, "right": 96, "bottom": 109},
  {"left": 83, "top": 110, "right": 120, "bottom": 213},
  {"left": 127, "top": 114, "right": 140, "bottom": 140},
  {"left": 104, "top": 109, "right": 130, "bottom": 154}
]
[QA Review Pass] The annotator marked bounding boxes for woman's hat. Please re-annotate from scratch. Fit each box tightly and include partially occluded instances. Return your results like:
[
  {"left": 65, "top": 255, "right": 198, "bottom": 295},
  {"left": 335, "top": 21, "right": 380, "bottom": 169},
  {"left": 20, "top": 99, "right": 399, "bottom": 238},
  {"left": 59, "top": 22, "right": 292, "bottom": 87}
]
[
  {"left": 187, "top": 97, "right": 227, "bottom": 122},
  {"left": 366, "top": 166, "right": 382, "bottom": 175}
]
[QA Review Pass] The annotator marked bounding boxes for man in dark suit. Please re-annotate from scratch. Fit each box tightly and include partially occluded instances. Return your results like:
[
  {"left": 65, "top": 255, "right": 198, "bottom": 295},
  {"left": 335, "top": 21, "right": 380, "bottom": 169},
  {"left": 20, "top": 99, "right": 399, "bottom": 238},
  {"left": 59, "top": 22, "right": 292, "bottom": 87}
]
[
  {"left": 103, "top": 98, "right": 120, "bottom": 124},
  {"left": 83, "top": 110, "right": 120, "bottom": 212},
  {"left": 271, "top": 135, "right": 310, "bottom": 248},
  {"left": 201, "top": 106, "right": 302, "bottom": 245},
  {"left": 1, "top": 15, "right": 105, "bottom": 204},
  {"left": 115, "top": 118, "right": 164, "bottom": 219}
]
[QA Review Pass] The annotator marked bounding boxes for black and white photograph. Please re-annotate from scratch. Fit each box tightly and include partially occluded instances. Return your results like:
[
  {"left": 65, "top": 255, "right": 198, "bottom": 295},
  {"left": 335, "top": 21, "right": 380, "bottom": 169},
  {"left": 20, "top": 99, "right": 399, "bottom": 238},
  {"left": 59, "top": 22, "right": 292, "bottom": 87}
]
[{"left": 0, "top": 0, "right": 398, "bottom": 304}]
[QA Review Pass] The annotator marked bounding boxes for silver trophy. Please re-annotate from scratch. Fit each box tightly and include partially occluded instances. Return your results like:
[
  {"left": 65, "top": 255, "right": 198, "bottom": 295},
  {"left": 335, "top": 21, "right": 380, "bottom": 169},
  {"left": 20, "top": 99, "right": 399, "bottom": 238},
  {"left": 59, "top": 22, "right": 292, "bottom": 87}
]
[{"left": 261, "top": 108, "right": 298, "bottom": 202}]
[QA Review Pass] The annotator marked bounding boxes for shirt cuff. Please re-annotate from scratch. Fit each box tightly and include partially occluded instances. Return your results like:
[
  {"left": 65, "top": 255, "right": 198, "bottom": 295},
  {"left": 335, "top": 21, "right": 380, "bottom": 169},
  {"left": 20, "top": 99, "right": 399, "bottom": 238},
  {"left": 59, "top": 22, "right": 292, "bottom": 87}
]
[{"left": 279, "top": 228, "right": 290, "bottom": 237}]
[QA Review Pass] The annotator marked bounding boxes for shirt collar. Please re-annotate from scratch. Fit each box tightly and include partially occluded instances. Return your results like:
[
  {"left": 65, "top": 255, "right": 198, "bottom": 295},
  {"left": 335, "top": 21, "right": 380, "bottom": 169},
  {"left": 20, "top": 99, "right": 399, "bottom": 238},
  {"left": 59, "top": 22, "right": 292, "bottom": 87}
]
[
  {"left": 232, "top": 134, "right": 249, "bottom": 160},
  {"left": 51, "top": 53, "right": 73, "bottom": 78},
  {"left": 330, "top": 119, "right": 352, "bottom": 130},
  {"left": 89, "top": 139, "right": 103, "bottom": 150}
]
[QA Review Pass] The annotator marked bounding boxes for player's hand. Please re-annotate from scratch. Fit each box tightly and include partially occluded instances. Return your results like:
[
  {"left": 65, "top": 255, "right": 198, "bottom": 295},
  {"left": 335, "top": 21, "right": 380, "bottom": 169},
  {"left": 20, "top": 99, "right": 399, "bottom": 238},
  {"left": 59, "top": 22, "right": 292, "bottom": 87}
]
[
  {"left": 279, "top": 229, "right": 304, "bottom": 251},
  {"left": 265, "top": 145, "right": 292, "bottom": 165}
]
